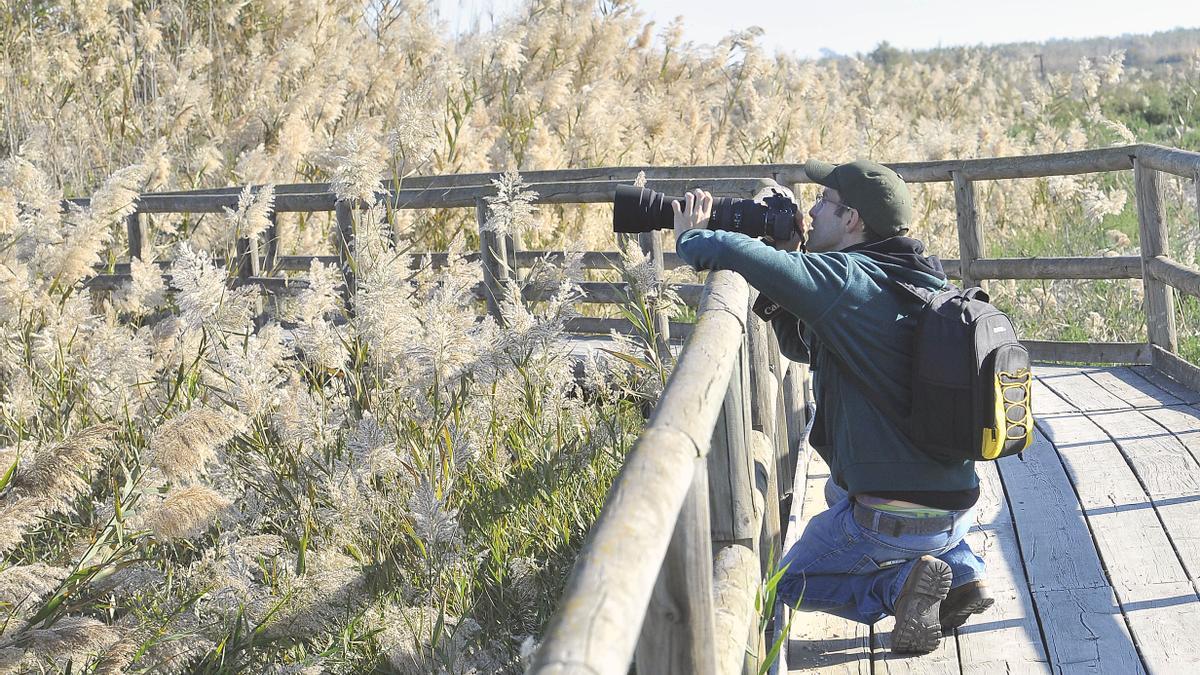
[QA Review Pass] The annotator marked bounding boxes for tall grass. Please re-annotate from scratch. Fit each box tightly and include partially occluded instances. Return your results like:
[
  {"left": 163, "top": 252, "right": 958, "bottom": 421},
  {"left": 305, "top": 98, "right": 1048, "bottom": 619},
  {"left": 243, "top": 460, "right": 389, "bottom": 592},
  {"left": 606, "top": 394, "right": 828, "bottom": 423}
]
[{"left": 1, "top": 0, "right": 1199, "bottom": 671}]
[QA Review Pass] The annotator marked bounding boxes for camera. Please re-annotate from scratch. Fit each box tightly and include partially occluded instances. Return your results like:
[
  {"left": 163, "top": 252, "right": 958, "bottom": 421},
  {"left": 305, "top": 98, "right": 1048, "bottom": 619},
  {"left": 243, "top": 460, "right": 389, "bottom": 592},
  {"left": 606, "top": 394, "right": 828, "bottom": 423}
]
[{"left": 612, "top": 183, "right": 801, "bottom": 241}]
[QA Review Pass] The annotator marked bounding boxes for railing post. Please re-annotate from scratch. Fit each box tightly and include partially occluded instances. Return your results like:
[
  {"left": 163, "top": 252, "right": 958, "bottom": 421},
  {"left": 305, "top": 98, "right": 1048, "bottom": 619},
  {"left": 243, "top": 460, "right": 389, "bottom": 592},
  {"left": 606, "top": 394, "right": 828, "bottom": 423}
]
[
  {"left": 263, "top": 211, "right": 279, "bottom": 273},
  {"left": 952, "top": 170, "right": 982, "bottom": 288},
  {"left": 477, "top": 198, "right": 511, "bottom": 325},
  {"left": 126, "top": 212, "right": 145, "bottom": 260},
  {"left": 746, "top": 297, "right": 782, "bottom": 577},
  {"left": 1136, "top": 159, "right": 1179, "bottom": 354},
  {"left": 235, "top": 224, "right": 263, "bottom": 324},
  {"left": 708, "top": 333, "right": 757, "bottom": 551},
  {"left": 767, "top": 329, "right": 794, "bottom": 501},
  {"left": 639, "top": 230, "right": 672, "bottom": 360},
  {"left": 1194, "top": 169, "right": 1200, "bottom": 229},
  {"left": 507, "top": 229, "right": 522, "bottom": 284},
  {"left": 334, "top": 200, "right": 356, "bottom": 315},
  {"left": 635, "top": 457, "right": 718, "bottom": 675}
]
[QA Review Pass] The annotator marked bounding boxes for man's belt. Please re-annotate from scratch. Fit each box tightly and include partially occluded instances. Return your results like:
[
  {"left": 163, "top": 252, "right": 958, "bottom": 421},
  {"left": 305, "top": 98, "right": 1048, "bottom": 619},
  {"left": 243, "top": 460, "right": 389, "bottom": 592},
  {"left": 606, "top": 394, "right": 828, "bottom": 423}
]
[{"left": 852, "top": 502, "right": 956, "bottom": 537}]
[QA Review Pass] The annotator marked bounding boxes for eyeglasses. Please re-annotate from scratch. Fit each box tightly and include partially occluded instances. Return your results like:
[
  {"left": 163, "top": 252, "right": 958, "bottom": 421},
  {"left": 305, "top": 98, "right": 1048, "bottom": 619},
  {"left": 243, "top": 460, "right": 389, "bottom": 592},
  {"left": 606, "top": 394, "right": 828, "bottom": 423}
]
[{"left": 812, "top": 193, "right": 852, "bottom": 216}]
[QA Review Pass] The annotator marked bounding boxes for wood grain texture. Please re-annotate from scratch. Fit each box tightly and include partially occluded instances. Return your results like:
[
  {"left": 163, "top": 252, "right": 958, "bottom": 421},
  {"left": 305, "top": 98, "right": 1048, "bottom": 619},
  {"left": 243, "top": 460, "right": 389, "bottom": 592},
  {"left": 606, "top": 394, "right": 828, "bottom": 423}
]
[
  {"left": 1135, "top": 161, "right": 1179, "bottom": 352},
  {"left": 969, "top": 255, "right": 1141, "bottom": 280},
  {"left": 1025, "top": 340, "right": 1150, "bottom": 365},
  {"left": 950, "top": 461, "right": 1048, "bottom": 673},
  {"left": 952, "top": 172, "right": 982, "bottom": 289},
  {"left": 1085, "top": 366, "right": 1183, "bottom": 408},
  {"left": 636, "top": 457, "right": 718, "bottom": 675},
  {"left": 997, "top": 428, "right": 1141, "bottom": 673},
  {"left": 1129, "top": 365, "right": 1200, "bottom": 404},
  {"left": 532, "top": 273, "right": 749, "bottom": 675},
  {"left": 1135, "top": 143, "right": 1200, "bottom": 177},
  {"left": 1035, "top": 381, "right": 1200, "bottom": 673},
  {"left": 713, "top": 544, "right": 760, "bottom": 675},
  {"left": 1151, "top": 346, "right": 1200, "bottom": 395},
  {"left": 1146, "top": 255, "right": 1200, "bottom": 300},
  {"left": 1035, "top": 365, "right": 1133, "bottom": 411}
]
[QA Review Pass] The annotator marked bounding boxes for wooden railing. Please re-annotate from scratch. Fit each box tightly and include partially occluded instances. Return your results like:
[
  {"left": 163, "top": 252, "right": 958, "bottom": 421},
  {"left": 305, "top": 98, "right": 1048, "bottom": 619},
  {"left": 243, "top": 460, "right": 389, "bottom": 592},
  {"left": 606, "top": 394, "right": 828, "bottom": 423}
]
[{"left": 74, "top": 143, "right": 1200, "bottom": 673}]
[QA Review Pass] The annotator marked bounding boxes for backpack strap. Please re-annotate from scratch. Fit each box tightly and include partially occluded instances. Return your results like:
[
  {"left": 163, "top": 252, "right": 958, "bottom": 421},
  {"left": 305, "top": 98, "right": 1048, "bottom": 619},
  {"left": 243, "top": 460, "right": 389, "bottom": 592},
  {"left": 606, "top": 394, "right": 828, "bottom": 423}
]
[{"left": 816, "top": 277, "right": 943, "bottom": 432}]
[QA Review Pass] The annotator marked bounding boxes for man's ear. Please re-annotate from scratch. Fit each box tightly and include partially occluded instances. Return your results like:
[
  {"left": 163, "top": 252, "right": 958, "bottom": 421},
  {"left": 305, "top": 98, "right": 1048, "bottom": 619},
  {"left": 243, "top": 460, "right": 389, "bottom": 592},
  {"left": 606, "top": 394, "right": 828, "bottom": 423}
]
[{"left": 845, "top": 209, "right": 866, "bottom": 235}]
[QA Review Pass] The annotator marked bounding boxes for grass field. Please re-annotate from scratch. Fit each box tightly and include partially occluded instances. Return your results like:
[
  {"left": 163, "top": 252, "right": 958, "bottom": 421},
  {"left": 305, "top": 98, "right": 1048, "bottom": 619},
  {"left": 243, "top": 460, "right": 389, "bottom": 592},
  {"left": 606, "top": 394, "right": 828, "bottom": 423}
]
[{"left": 1, "top": 1, "right": 1198, "bottom": 672}]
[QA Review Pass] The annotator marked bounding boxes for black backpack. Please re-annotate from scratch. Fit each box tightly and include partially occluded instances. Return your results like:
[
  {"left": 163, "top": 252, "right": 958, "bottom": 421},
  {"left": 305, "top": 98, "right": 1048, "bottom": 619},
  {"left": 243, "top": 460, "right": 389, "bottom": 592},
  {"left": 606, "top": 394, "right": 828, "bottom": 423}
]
[{"left": 831, "top": 282, "right": 1034, "bottom": 462}]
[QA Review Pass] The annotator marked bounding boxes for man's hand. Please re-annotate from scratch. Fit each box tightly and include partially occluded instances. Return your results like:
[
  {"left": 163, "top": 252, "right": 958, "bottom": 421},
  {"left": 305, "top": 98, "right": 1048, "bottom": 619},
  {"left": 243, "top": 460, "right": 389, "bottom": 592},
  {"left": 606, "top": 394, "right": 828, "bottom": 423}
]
[
  {"left": 768, "top": 222, "right": 805, "bottom": 252},
  {"left": 672, "top": 188, "right": 712, "bottom": 241}
]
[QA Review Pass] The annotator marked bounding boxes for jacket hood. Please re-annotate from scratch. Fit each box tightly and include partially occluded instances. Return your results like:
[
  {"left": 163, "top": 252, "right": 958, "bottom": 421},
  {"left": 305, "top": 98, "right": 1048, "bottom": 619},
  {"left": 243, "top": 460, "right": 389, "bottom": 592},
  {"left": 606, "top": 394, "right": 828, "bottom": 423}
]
[{"left": 843, "top": 236, "right": 947, "bottom": 284}]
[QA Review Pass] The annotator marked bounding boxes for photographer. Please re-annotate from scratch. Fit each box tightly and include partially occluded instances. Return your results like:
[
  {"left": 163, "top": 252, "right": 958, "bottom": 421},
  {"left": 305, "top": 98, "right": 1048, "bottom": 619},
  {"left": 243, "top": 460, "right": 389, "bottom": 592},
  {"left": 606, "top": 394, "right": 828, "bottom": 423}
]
[{"left": 672, "top": 160, "right": 992, "bottom": 653}]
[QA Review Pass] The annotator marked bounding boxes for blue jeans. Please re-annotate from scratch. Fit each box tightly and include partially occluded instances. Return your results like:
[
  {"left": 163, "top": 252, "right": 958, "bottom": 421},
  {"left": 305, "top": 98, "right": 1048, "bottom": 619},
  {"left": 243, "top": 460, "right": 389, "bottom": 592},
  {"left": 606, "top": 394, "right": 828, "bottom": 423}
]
[{"left": 778, "top": 479, "right": 986, "bottom": 625}]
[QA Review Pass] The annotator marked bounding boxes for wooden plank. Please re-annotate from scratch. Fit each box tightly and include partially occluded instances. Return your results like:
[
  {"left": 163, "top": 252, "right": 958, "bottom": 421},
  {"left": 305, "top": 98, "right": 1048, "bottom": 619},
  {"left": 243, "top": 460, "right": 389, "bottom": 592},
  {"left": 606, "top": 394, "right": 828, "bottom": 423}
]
[
  {"left": 1135, "top": 143, "right": 1200, "bottom": 178},
  {"left": 522, "top": 281, "right": 703, "bottom": 305},
  {"left": 1085, "top": 366, "right": 1184, "bottom": 408},
  {"left": 1089, "top": 407, "right": 1200, "bottom": 581},
  {"left": 477, "top": 199, "right": 507, "bottom": 323},
  {"left": 511, "top": 249, "right": 688, "bottom": 271},
  {"left": 708, "top": 337, "right": 757, "bottom": 548},
  {"left": 1135, "top": 161, "right": 1179, "bottom": 353},
  {"left": 1140, "top": 404, "right": 1200, "bottom": 467},
  {"left": 82, "top": 148, "right": 1140, "bottom": 216},
  {"left": 1034, "top": 380, "right": 1200, "bottom": 673},
  {"left": 565, "top": 317, "right": 695, "bottom": 340},
  {"left": 952, "top": 171, "right": 982, "bottom": 289},
  {"left": 1025, "top": 340, "right": 1150, "bottom": 365},
  {"left": 713, "top": 544, "right": 761, "bottom": 675},
  {"left": 1034, "top": 365, "right": 1132, "bottom": 411},
  {"left": 1032, "top": 373, "right": 1078, "bottom": 415},
  {"left": 997, "top": 428, "right": 1142, "bottom": 673},
  {"left": 636, "top": 457, "right": 718, "bottom": 675},
  {"left": 334, "top": 200, "right": 356, "bottom": 313},
  {"left": 950, "top": 461, "right": 1048, "bottom": 673},
  {"left": 786, "top": 455, "right": 871, "bottom": 674},
  {"left": 1129, "top": 365, "right": 1200, "bottom": 405},
  {"left": 969, "top": 255, "right": 1141, "bottom": 280},
  {"left": 103, "top": 146, "right": 1135, "bottom": 215},
  {"left": 1151, "top": 346, "right": 1200, "bottom": 395},
  {"left": 1146, "top": 255, "right": 1200, "bottom": 301},
  {"left": 530, "top": 272, "right": 749, "bottom": 675},
  {"left": 263, "top": 212, "right": 280, "bottom": 273},
  {"left": 126, "top": 212, "right": 145, "bottom": 260}
]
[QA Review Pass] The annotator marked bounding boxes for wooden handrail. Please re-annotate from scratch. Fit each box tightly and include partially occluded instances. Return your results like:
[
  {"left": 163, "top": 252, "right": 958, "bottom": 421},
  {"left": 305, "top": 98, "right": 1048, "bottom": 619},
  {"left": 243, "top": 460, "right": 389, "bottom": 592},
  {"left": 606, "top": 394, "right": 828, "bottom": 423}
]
[{"left": 528, "top": 270, "right": 749, "bottom": 674}]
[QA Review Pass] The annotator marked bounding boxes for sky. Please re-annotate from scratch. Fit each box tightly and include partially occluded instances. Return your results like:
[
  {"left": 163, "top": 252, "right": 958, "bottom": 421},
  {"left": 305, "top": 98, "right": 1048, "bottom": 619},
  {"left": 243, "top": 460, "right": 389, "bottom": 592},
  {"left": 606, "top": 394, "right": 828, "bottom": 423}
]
[{"left": 432, "top": 0, "right": 1200, "bottom": 59}]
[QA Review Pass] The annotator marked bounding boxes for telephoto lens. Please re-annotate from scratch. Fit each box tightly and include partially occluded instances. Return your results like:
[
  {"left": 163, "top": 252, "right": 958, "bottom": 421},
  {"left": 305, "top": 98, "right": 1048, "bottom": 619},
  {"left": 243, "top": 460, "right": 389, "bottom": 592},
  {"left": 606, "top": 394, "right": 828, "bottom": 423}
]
[{"left": 612, "top": 184, "right": 800, "bottom": 241}]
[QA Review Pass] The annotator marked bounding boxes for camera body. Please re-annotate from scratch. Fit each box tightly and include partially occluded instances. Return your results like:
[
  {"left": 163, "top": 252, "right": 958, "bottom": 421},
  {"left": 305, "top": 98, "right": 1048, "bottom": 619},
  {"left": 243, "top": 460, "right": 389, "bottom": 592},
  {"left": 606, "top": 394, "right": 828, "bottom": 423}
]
[{"left": 612, "top": 184, "right": 801, "bottom": 241}]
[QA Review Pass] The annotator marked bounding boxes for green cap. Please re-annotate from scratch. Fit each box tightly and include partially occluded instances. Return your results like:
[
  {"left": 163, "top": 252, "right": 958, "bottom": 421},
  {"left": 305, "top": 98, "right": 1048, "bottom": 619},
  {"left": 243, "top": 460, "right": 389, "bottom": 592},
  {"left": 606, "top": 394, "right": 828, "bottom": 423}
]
[{"left": 803, "top": 159, "right": 913, "bottom": 238}]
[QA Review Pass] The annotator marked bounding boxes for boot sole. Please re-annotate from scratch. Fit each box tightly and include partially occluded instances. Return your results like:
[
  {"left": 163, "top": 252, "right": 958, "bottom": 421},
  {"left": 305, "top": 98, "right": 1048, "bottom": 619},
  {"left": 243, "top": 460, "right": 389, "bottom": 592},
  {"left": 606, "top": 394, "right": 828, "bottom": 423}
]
[
  {"left": 891, "top": 556, "right": 953, "bottom": 654},
  {"left": 941, "top": 595, "right": 995, "bottom": 633}
]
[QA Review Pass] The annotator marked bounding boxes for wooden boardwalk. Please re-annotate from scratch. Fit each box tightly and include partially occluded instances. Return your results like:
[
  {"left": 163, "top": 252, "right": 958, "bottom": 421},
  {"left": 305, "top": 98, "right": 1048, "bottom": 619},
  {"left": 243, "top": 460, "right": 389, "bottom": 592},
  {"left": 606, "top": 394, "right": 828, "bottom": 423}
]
[{"left": 785, "top": 364, "right": 1200, "bottom": 674}]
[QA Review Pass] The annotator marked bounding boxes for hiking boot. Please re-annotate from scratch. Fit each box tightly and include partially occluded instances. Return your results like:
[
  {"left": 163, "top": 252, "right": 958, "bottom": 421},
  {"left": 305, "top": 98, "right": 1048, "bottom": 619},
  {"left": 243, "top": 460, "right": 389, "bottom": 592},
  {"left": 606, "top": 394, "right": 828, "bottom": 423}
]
[
  {"left": 940, "top": 580, "right": 995, "bottom": 633},
  {"left": 891, "top": 555, "right": 953, "bottom": 654}
]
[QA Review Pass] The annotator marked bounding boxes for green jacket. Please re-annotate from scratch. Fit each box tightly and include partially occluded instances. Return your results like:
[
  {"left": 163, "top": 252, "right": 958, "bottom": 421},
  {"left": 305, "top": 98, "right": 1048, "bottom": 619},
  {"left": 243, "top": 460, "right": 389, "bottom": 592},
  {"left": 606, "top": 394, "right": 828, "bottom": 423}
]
[{"left": 675, "top": 228, "right": 978, "bottom": 497}]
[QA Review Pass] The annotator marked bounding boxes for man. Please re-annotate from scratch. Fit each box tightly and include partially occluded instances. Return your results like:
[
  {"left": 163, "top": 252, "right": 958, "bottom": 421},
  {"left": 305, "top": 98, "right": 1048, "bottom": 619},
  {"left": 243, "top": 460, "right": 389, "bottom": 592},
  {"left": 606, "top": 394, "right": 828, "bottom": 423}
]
[{"left": 671, "top": 160, "right": 993, "bottom": 654}]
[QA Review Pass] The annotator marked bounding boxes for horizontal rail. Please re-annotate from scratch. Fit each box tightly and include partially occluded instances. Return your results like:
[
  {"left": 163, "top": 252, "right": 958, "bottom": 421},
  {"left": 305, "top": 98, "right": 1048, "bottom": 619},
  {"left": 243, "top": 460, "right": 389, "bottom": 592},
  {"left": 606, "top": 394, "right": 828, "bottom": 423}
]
[
  {"left": 970, "top": 256, "right": 1142, "bottom": 280},
  {"left": 523, "top": 282, "right": 703, "bottom": 305},
  {"left": 65, "top": 146, "right": 1146, "bottom": 215},
  {"left": 1025, "top": 340, "right": 1151, "bottom": 365},
  {"left": 1146, "top": 255, "right": 1200, "bottom": 299},
  {"left": 566, "top": 317, "right": 695, "bottom": 339},
  {"left": 529, "top": 270, "right": 749, "bottom": 675},
  {"left": 1134, "top": 144, "right": 1200, "bottom": 178},
  {"left": 510, "top": 250, "right": 689, "bottom": 270},
  {"left": 87, "top": 271, "right": 705, "bottom": 306}
]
